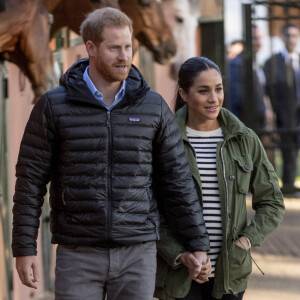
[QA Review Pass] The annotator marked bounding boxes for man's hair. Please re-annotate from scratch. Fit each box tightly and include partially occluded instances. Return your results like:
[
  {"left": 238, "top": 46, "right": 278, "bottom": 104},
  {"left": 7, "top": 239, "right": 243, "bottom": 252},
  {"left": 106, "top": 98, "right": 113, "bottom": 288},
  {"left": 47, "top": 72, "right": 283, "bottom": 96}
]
[
  {"left": 281, "top": 23, "right": 298, "bottom": 36},
  {"left": 230, "top": 39, "right": 244, "bottom": 47},
  {"left": 80, "top": 7, "right": 133, "bottom": 45}
]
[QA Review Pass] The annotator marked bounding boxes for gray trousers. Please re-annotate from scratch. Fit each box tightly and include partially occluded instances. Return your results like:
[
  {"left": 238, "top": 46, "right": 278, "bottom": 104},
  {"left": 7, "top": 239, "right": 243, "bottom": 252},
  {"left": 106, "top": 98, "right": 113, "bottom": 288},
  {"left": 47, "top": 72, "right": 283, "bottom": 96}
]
[{"left": 55, "top": 242, "right": 157, "bottom": 300}]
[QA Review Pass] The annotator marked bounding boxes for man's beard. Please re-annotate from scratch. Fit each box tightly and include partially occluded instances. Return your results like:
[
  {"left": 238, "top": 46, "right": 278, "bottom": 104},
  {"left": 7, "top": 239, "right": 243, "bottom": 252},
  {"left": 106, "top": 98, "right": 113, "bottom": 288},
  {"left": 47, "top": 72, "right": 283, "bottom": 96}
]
[{"left": 96, "top": 58, "right": 131, "bottom": 83}]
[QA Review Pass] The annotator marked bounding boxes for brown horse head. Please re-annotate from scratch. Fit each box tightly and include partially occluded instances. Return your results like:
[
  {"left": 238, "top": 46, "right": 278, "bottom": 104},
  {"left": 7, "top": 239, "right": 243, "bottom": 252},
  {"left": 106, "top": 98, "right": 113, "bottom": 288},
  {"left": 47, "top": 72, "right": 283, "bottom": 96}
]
[
  {"left": 1, "top": 0, "right": 58, "bottom": 101},
  {"left": 119, "top": 0, "right": 177, "bottom": 64},
  {"left": 48, "top": 0, "right": 176, "bottom": 64}
]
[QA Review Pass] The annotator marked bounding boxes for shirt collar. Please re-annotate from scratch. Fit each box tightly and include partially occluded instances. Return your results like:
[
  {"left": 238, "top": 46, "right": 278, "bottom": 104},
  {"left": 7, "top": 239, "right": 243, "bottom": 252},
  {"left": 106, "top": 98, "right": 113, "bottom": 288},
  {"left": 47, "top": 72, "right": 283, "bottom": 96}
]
[
  {"left": 83, "top": 66, "right": 126, "bottom": 109},
  {"left": 282, "top": 48, "right": 299, "bottom": 61}
]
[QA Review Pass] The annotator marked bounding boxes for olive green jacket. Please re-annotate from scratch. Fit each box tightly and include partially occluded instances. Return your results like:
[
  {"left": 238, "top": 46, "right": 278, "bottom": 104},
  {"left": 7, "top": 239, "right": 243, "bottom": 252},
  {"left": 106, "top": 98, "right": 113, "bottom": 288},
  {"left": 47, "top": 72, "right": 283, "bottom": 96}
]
[{"left": 155, "top": 106, "right": 285, "bottom": 299}]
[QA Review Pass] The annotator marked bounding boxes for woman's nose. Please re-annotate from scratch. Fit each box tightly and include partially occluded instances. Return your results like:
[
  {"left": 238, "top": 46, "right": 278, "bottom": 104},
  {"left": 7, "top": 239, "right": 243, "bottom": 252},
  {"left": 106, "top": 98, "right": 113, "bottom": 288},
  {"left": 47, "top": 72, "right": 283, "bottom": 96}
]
[{"left": 209, "top": 92, "right": 218, "bottom": 102}]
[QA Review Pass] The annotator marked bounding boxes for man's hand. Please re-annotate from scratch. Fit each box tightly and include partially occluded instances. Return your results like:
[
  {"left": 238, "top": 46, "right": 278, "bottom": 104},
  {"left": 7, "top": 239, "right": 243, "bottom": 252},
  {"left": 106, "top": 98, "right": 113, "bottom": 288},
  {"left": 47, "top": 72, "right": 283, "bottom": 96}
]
[
  {"left": 15, "top": 256, "right": 39, "bottom": 289},
  {"left": 178, "top": 252, "right": 202, "bottom": 271}
]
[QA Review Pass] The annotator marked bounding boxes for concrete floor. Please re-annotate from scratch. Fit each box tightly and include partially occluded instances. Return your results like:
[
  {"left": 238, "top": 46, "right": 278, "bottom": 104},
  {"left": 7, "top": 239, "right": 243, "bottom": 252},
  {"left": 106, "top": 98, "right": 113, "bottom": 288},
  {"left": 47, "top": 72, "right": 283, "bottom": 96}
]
[{"left": 244, "top": 198, "right": 300, "bottom": 300}]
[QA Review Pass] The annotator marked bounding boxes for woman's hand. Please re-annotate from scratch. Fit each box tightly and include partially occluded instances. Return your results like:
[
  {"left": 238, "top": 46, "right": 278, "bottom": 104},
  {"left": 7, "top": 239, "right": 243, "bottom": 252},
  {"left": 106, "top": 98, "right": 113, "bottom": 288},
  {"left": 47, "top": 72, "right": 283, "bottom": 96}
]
[
  {"left": 194, "top": 258, "right": 211, "bottom": 284},
  {"left": 235, "top": 236, "right": 251, "bottom": 250}
]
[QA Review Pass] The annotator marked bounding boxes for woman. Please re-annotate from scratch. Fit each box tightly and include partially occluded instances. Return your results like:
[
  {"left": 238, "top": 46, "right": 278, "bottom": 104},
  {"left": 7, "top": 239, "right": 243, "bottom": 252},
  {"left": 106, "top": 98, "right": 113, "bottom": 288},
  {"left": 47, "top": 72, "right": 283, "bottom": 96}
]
[{"left": 154, "top": 57, "right": 285, "bottom": 300}]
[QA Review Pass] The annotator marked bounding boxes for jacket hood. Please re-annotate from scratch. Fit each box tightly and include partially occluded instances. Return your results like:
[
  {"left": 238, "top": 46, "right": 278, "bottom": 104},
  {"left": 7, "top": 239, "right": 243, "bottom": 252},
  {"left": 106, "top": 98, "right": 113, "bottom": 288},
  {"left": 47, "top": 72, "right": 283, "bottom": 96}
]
[
  {"left": 59, "top": 58, "right": 150, "bottom": 107},
  {"left": 175, "top": 105, "right": 250, "bottom": 141}
]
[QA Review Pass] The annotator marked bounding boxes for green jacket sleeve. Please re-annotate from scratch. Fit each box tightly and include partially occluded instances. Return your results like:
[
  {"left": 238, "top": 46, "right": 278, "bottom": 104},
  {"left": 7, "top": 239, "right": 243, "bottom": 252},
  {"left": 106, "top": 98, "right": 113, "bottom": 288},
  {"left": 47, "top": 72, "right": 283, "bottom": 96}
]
[
  {"left": 240, "top": 134, "right": 285, "bottom": 246},
  {"left": 157, "top": 214, "right": 186, "bottom": 269}
]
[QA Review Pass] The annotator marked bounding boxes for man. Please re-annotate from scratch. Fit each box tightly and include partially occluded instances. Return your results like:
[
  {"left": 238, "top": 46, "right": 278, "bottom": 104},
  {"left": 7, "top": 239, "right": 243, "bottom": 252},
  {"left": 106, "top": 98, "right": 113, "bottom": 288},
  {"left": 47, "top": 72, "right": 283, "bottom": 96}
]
[
  {"left": 264, "top": 23, "right": 300, "bottom": 195},
  {"left": 228, "top": 25, "right": 267, "bottom": 127},
  {"left": 227, "top": 39, "right": 244, "bottom": 60},
  {"left": 12, "top": 8, "right": 210, "bottom": 300},
  {"left": 228, "top": 25, "right": 276, "bottom": 165}
]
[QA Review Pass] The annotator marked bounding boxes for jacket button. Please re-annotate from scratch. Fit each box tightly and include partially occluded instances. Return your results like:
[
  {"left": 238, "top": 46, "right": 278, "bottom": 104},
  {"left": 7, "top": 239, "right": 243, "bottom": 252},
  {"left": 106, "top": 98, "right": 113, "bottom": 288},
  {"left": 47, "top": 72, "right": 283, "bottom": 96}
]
[
  {"left": 229, "top": 175, "right": 235, "bottom": 181},
  {"left": 244, "top": 164, "right": 250, "bottom": 170}
]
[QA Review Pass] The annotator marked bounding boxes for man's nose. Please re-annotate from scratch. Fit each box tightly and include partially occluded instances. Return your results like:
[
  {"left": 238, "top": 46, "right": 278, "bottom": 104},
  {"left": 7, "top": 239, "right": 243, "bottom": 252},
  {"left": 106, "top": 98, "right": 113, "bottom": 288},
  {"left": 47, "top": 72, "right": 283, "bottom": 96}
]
[{"left": 118, "top": 48, "right": 127, "bottom": 60}]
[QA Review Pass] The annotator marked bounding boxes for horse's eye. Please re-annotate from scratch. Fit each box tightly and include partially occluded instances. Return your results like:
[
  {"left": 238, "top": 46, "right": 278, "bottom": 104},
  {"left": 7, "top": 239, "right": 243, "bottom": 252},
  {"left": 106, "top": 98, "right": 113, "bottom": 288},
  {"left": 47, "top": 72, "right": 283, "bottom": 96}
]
[
  {"left": 138, "top": 0, "right": 152, "bottom": 8},
  {"left": 176, "top": 16, "right": 184, "bottom": 23}
]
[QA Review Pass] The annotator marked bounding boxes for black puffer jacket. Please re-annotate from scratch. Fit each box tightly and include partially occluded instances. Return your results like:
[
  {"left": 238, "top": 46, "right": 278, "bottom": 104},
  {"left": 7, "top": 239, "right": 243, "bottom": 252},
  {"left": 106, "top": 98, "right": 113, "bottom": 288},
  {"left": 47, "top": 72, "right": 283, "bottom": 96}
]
[{"left": 12, "top": 58, "right": 210, "bottom": 257}]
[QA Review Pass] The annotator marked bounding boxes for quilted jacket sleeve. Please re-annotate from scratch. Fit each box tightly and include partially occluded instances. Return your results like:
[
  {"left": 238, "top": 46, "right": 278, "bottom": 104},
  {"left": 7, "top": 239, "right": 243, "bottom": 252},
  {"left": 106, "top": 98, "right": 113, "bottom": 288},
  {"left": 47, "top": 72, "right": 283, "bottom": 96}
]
[
  {"left": 12, "top": 95, "right": 56, "bottom": 257},
  {"left": 154, "top": 99, "right": 210, "bottom": 252}
]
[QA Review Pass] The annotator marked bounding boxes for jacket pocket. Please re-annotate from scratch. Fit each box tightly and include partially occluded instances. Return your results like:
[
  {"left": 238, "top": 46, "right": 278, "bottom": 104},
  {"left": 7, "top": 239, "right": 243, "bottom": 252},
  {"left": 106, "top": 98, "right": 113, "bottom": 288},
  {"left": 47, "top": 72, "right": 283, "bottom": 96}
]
[
  {"left": 228, "top": 241, "right": 252, "bottom": 288},
  {"left": 234, "top": 157, "right": 253, "bottom": 195}
]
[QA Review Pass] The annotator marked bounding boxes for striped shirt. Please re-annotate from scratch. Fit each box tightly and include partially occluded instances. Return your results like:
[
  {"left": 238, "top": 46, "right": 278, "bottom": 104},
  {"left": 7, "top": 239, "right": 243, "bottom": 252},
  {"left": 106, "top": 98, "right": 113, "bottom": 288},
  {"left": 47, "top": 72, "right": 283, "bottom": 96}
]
[{"left": 187, "top": 126, "right": 224, "bottom": 277}]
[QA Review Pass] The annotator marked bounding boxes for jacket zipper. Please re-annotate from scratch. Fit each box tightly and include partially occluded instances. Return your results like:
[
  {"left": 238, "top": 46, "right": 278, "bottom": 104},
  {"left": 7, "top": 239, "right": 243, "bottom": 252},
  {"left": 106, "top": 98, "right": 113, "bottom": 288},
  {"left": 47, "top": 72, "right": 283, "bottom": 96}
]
[
  {"left": 62, "top": 189, "right": 66, "bottom": 206},
  {"left": 220, "top": 140, "right": 232, "bottom": 292},
  {"left": 107, "top": 111, "right": 112, "bottom": 241},
  {"left": 220, "top": 140, "right": 229, "bottom": 231}
]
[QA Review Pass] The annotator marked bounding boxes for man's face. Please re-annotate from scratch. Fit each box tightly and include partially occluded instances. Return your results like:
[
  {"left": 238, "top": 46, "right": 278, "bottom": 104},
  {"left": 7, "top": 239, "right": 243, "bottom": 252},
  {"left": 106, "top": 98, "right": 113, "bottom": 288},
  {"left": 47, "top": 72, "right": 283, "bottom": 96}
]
[
  {"left": 282, "top": 26, "right": 299, "bottom": 53},
  {"left": 92, "top": 26, "right": 133, "bottom": 83},
  {"left": 252, "top": 27, "right": 263, "bottom": 54}
]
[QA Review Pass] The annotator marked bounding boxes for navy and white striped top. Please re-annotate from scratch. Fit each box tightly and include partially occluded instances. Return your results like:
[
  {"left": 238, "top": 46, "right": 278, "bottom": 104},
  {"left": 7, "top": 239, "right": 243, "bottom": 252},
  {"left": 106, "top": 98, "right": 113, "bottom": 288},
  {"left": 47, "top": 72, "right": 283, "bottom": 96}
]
[{"left": 187, "top": 126, "right": 224, "bottom": 277}]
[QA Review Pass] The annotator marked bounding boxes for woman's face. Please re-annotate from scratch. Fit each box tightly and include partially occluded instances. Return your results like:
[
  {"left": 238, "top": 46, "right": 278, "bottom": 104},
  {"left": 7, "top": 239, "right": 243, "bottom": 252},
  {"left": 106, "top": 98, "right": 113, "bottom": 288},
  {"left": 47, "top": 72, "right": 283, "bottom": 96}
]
[{"left": 180, "top": 68, "right": 224, "bottom": 127}]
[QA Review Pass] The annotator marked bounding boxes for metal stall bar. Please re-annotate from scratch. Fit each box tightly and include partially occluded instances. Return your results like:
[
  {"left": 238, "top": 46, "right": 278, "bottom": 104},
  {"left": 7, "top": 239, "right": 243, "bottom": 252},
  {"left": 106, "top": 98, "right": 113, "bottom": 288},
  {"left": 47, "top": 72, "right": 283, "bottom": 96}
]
[{"left": 0, "top": 61, "right": 12, "bottom": 300}]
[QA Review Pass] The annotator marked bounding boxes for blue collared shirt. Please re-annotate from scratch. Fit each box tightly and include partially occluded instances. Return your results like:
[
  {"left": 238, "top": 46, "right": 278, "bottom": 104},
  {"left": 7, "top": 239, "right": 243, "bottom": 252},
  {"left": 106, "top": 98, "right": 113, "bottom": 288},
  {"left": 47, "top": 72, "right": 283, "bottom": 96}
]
[{"left": 83, "top": 66, "right": 126, "bottom": 110}]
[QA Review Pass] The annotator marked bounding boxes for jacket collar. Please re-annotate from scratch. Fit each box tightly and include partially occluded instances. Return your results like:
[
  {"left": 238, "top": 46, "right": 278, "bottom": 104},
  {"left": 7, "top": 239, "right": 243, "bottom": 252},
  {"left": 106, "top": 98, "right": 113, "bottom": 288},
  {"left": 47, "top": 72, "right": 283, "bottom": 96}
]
[
  {"left": 175, "top": 105, "right": 249, "bottom": 140},
  {"left": 59, "top": 58, "right": 150, "bottom": 108}
]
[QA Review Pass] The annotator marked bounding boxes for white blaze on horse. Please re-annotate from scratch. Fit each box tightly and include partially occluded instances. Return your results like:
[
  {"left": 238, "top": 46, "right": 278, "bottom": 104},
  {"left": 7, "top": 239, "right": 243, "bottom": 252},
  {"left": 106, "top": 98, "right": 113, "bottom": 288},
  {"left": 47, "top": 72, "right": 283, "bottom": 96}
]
[
  {"left": 0, "top": 0, "right": 57, "bottom": 101},
  {"left": 161, "top": 0, "right": 200, "bottom": 79}
]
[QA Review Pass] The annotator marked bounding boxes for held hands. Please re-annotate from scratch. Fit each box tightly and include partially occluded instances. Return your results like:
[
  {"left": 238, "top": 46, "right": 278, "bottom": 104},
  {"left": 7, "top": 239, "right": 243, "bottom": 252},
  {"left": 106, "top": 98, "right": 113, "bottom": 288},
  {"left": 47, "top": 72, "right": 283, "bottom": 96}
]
[
  {"left": 178, "top": 251, "right": 211, "bottom": 283},
  {"left": 15, "top": 255, "right": 39, "bottom": 289}
]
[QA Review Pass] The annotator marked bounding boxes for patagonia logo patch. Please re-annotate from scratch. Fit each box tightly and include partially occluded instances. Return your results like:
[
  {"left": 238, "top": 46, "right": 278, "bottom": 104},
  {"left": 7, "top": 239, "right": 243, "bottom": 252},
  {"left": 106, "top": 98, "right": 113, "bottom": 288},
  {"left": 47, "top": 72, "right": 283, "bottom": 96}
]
[{"left": 129, "top": 116, "right": 141, "bottom": 122}]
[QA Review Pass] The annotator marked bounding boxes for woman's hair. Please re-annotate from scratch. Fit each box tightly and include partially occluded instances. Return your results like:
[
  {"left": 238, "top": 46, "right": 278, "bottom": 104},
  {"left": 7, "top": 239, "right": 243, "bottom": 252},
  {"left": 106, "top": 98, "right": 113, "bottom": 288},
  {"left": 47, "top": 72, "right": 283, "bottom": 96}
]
[
  {"left": 80, "top": 7, "right": 133, "bottom": 46},
  {"left": 175, "top": 57, "right": 221, "bottom": 112}
]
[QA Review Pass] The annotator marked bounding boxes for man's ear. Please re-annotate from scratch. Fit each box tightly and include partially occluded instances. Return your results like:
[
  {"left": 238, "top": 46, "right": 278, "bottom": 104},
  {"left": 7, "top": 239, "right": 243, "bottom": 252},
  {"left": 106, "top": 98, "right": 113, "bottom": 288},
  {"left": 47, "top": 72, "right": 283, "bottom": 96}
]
[
  {"left": 86, "top": 40, "right": 96, "bottom": 57},
  {"left": 179, "top": 88, "right": 188, "bottom": 103}
]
